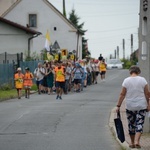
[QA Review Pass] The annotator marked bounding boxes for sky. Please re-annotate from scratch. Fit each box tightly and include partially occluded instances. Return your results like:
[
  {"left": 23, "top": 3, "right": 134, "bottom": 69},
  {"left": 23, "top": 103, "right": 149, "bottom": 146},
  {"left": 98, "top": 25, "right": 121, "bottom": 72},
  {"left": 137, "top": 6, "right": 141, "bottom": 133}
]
[{"left": 49, "top": 0, "right": 140, "bottom": 59}]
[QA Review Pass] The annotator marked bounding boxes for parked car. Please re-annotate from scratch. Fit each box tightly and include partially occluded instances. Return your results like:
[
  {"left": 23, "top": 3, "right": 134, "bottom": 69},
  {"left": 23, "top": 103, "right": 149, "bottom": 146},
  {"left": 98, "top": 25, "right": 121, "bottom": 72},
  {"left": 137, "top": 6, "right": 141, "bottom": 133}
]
[{"left": 106, "top": 59, "right": 123, "bottom": 69}]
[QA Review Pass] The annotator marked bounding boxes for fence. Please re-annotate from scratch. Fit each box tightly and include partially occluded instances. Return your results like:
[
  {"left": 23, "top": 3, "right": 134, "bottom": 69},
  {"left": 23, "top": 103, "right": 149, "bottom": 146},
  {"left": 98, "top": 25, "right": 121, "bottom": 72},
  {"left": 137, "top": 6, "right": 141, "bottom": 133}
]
[
  {"left": 0, "top": 60, "right": 43, "bottom": 87},
  {"left": 0, "top": 52, "right": 23, "bottom": 64}
]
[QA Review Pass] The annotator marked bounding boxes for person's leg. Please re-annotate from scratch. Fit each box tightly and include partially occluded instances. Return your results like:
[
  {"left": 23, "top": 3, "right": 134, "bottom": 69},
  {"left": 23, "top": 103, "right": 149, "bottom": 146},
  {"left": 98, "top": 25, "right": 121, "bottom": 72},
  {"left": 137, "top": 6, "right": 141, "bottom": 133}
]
[
  {"left": 129, "top": 135, "right": 135, "bottom": 147},
  {"left": 17, "top": 89, "right": 19, "bottom": 99},
  {"left": 134, "top": 109, "right": 146, "bottom": 147},
  {"left": 84, "top": 74, "right": 87, "bottom": 86},
  {"left": 25, "top": 87, "right": 27, "bottom": 98},
  {"left": 74, "top": 80, "right": 77, "bottom": 91},
  {"left": 59, "top": 88, "right": 63, "bottom": 99},
  {"left": 103, "top": 71, "right": 106, "bottom": 81},
  {"left": 126, "top": 109, "right": 136, "bottom": 146},
  {"left": 55, "top": 82, "right": 60, "bottom": 99},
  {"left": 135, "top": 132, "right": 141, "bottom": 146},
  {"left": 100, "top": 72, "right": 103, "bottom": 80},
  {"left": 36, "top": 81, "right": 40, "bottom": 94},
  {"left": 91, "top": 71, "right": 94, "bottom": 84},
  {"left": 59, "top": 82, "right": 65, "bottom": 99},
  {"left": 77, "top": 80, "right": 81, "bottom": 92},
  {"left": 27, "top": 88, "right": 30, "bottom": 99},
  {"left": 47, "top": 87, "right": 50, "bottom": 95}
]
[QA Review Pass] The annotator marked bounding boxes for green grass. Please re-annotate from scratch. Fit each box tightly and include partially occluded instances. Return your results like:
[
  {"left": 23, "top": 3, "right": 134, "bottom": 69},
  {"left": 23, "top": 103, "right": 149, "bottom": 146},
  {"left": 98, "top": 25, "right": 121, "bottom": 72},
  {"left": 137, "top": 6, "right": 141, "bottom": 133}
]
[
  {"left": 0, "top": 84, "right": 37, "bottom": 102},
  {"left": 0, "top": 89, "right": 19, "bottom": 102}
]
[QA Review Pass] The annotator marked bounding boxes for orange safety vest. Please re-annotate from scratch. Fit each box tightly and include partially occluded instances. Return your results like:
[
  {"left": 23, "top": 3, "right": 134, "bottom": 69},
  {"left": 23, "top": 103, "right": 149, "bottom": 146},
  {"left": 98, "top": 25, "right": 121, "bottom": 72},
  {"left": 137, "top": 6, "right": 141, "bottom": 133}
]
[
  {"left": 54, "top": 66, "right": 65, "bottom": 82},
  {"left": 14, "top": 73, "right": 24, "bottom": 89},
  {"left": 24, "top": 72, "right": 33, "bottom": 86}
]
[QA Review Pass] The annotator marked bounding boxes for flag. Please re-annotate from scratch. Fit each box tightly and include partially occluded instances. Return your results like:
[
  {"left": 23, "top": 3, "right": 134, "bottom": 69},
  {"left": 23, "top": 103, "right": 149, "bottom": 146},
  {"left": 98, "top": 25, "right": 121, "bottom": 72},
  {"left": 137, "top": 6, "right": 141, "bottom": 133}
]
[{"left": 45, "top": 30, "right": 50, "bottom": 51}]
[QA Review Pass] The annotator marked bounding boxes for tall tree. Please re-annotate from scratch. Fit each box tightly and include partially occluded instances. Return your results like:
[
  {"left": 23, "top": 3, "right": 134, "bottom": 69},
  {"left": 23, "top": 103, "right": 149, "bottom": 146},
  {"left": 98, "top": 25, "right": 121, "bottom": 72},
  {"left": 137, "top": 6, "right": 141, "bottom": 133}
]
[
  {"left": 68, "top": 9, "right": 86, "bottom": 33},
  {"left": 69, "top": 9, "right": 87, "bottom": 59}
]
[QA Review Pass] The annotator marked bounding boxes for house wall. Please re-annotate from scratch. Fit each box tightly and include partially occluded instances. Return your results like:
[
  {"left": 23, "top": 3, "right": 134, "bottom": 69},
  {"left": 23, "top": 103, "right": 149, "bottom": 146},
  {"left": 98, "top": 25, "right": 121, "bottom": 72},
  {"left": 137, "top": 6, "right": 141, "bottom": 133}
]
[
  {"left": 3, "top": 0, "right": 82, "bottom": 59},
  {"left": 0, "top": 22, "right": 33, "bottom": 55}
]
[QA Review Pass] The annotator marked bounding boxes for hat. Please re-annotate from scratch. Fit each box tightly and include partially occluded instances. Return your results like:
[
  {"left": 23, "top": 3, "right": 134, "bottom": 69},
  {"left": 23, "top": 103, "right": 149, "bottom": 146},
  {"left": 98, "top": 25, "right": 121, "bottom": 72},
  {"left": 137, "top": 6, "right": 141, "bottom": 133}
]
[
  {"left": 25, "top": 67, "right": 29, "bottom": 70},
  {"left": 17, "top": 67, "right": 21, "bottom": 71}
]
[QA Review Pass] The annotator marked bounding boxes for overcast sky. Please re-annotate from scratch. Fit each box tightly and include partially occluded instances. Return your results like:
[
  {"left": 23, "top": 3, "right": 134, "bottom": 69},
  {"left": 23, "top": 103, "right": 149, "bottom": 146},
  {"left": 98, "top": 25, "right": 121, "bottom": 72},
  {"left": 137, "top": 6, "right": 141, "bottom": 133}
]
[{"left": 49, "top": 0, "right": 140, "bottom": 59}]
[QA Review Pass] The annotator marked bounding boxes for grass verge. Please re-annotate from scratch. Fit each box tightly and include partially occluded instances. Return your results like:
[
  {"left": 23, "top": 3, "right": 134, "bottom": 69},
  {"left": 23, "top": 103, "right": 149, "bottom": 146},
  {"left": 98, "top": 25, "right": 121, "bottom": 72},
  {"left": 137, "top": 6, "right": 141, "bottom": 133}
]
[{"left": 0, "top": 84, "right": 37, "bottom": 102}]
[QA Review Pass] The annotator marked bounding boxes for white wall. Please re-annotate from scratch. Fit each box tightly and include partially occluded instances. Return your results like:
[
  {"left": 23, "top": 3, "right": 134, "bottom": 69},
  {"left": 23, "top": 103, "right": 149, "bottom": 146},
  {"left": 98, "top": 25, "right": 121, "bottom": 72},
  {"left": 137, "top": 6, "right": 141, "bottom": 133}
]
[
  {"left": 0, "top": 22, "right": 33, "bottom": 54},
  {"left": 4, "top": 0, "right": 82, "bottom": 59}
]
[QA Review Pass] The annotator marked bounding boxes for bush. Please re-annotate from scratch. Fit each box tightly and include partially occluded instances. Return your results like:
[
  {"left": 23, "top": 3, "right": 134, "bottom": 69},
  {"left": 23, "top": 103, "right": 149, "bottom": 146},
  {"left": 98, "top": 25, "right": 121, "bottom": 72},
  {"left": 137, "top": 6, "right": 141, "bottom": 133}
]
[
  {"left": 0, "top": 83, "right": 12, "bottom": 91},
  {"left": 31, "top": 84, "right": 38, "bottom": 91},
  {"left": 121, "top": 59, "right": 138, "bottom": 69}
]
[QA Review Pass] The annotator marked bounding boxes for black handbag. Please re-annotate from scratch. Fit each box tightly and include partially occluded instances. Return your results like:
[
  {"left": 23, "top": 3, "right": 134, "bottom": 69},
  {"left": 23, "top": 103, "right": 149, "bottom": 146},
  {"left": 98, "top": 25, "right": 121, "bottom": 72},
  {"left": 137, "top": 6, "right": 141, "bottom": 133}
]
[{"left": 114, "top": 111, "right": 125, "bottom": 143}]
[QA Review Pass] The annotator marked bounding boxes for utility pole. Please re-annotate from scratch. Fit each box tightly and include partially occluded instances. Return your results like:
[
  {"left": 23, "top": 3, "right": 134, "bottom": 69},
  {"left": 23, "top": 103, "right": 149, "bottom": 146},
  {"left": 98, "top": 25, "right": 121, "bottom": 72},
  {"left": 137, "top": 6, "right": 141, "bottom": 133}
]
[
  {"left": 117, "top": 46, "right": 119, "bottom": 59},
  {"left": 131, "top": 34, "right": 133, "bottom": 54},
  {"left": 123, "top": 39, "right": 125, "bottom": 59},
  {"left": 114, "top": 49, "right": 116, "bottom": 59},
  {"left": 63, "top": 0, "right": 66, "bottom": 17}
]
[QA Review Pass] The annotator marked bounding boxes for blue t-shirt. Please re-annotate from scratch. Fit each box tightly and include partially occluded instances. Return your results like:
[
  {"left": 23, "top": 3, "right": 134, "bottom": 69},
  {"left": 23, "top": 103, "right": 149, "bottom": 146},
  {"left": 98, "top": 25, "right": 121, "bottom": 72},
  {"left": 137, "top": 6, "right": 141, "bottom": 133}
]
[{"left": 74, "top": 68, "right": 83, "bottom": 79}]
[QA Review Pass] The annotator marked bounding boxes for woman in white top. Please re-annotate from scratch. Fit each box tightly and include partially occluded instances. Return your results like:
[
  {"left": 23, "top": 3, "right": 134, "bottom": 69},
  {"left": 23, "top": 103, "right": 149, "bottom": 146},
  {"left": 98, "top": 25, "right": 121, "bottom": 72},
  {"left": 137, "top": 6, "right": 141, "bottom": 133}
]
[{"left": 116, "top": 65, "right": 150, "bottom": 148}]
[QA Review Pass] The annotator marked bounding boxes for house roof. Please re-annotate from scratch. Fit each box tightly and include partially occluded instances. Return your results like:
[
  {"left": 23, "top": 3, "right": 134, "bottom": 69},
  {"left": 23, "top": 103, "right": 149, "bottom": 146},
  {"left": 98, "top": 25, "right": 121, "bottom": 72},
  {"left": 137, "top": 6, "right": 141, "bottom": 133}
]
[
  {"left": 0, "top": 17, "right": 41, "bottom": 35},
  {"left": 1, "top": 0, "right": 84, "bottom": 35}
]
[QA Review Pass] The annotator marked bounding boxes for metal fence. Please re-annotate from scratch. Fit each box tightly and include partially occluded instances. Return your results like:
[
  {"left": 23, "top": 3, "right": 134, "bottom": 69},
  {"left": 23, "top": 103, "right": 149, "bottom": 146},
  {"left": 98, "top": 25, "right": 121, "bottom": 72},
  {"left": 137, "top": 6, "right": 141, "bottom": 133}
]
[
  {"left": 0, "top": 60, "right": 43, "bottom": 87},
  {"left": 0, "top": 52, "right": 23, "bottom": 64},
  {"left": 0, "top": 63, "right": 15, "bottom": 87}
]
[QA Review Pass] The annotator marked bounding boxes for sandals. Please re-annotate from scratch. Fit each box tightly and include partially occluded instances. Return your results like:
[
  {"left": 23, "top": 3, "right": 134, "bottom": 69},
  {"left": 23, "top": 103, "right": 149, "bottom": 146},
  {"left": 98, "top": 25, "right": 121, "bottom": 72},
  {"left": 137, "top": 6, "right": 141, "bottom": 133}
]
[
  {"left": 129, "top": 144, "right": 135, "bottom": 148},
  {"left": 135, "top": 144, "right": 141, "bottom": 149}
]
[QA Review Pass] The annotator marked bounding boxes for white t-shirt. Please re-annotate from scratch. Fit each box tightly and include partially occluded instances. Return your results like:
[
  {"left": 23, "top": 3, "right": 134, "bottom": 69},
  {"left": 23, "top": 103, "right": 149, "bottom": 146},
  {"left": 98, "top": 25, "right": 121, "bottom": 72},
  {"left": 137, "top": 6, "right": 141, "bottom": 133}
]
[
  {"left": 122, "top": 76, "right": 148, "bottom": 111},
  {"left": 65, "top": 66, "right": 72, "bottom": 80},
  {"left": 34, "top": 67, "right": 45, "bottom": 81}
]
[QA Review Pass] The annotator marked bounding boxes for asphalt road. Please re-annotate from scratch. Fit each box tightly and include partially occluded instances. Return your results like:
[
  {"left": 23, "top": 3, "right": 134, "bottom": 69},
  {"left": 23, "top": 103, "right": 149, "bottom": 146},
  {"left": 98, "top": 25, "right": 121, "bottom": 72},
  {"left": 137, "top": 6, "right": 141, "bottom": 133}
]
[{"left": 0, "top": 69, "right": 129, "bottom": 150}]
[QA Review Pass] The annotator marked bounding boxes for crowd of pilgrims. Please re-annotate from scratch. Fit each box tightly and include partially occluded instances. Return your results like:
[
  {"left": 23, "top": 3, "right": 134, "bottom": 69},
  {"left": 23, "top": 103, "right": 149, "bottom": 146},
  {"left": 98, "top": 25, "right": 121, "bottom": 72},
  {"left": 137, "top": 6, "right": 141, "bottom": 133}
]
[
  {"left": 33, "top": 58, "right": 107, "bottom": 99},
  {"left": 14, "top": 55, "right": 107, "bottom": 100}
]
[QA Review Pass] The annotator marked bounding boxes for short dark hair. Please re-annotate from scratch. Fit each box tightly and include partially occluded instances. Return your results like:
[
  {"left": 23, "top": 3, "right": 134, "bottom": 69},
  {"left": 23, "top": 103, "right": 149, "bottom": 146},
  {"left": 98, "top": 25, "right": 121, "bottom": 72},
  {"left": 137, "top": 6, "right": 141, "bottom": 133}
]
[
  {"left": 129, "top": 65, "right": 141, "bottom": 74},
  {"left": 25, "top": 67, "right": 29, "bottom": 70}
]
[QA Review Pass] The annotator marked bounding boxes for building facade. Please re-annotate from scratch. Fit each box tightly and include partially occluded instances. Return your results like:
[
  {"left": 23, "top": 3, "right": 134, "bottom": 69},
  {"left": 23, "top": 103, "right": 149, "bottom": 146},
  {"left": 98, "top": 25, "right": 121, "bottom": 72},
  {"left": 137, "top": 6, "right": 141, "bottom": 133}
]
[
  {"left": 0, "top": 17, "right": 41, "bottom": 63},
  {"left": 0, "top": 0, "right": 83, "bottom": 59}
]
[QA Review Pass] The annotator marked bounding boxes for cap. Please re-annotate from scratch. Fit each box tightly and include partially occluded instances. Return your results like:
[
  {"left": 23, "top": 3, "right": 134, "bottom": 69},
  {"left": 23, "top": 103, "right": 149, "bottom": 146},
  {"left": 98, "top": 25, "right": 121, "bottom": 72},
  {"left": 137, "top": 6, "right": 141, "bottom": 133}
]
[{"left": 17, "top": 67, "right": 21, "bottom": 71}]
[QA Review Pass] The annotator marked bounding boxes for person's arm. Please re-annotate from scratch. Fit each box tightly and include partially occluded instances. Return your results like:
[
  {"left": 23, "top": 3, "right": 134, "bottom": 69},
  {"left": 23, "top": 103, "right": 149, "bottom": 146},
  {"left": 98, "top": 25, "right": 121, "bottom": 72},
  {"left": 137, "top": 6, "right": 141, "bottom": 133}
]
[
  {"left": 116, "top": 87, "right": 126, "bottom": 112},
  {"left": 144, "top": 84, "right": 150, "bottom": 111},
  {"left": 40, "top": 68, "right": 45, "bottom": 75}
]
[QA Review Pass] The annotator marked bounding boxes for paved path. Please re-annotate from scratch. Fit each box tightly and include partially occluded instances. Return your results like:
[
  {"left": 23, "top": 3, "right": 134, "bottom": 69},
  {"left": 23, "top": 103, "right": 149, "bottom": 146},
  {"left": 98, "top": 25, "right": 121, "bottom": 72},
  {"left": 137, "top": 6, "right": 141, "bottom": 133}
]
[{"left": 110, "top": 98, "right": 150, "bottom": 150}]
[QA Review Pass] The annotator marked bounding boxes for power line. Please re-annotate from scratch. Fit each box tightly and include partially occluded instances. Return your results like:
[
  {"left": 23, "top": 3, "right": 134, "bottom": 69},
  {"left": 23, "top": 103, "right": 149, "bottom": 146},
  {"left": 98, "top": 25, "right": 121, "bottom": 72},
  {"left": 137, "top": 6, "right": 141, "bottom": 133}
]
[
  {"left": 88, "top": 26, "right": 138, "bottom": 33},
  {"left": 81, "top": 12, "right": 138, "bottom": 18}
]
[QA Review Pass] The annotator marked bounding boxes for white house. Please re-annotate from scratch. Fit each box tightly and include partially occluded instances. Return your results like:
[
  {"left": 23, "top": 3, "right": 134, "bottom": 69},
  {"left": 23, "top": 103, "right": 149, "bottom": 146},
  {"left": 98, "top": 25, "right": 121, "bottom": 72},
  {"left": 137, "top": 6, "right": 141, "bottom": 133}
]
[
  {"left": 0, "top": 17, "right": 41, "bottom": 63},
  {"left": 0, "top": 0, "right": 17, "bottom": 16},
  {"left": 1, "top": 0, "right": 83, "bottom": 60}
]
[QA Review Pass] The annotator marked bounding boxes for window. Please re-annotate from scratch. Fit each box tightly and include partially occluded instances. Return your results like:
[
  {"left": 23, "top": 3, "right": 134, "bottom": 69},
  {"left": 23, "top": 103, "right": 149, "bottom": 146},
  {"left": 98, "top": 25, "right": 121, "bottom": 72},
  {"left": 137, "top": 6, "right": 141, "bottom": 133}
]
[
  {"left": 54, "top": 27, "right": 57, "bottom": 31},
  {"left": 142, "top": 17, "right": 147, "bottom": 36},
  {"left": 141, "top": 41, "right": 147, "bottom": 60},
  {"left": 29, "top": 14, "right": 37, "bottom": 27}
]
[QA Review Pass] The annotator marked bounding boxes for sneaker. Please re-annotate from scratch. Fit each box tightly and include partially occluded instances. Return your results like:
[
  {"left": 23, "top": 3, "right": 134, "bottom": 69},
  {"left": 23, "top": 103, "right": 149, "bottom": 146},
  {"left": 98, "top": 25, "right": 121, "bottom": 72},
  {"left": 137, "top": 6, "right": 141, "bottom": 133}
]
[
  {"left": 56, "top": 95, "right": 59, "bottom": 99},
  {"left": 59, "top": 96, "right": 62, "bottom": 100}
]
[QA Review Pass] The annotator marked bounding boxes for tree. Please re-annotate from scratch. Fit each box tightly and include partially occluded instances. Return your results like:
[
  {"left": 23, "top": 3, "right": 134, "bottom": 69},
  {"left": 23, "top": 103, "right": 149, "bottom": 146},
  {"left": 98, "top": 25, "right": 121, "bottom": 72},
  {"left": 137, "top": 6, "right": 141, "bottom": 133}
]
[
  {"left": 68, "top": 9, "right": 87, "bottom": 59},
  {"left": 68, "top": 9, "right": 86, "bottom": 33}
]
